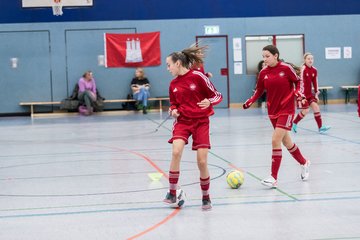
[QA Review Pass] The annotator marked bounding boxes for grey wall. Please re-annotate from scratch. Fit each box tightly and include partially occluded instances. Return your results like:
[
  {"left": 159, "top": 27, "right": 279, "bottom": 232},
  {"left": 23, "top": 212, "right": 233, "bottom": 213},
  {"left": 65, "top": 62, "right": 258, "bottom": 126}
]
[{"left": 1, "top": 14, "right": 359, "bottom": 114}]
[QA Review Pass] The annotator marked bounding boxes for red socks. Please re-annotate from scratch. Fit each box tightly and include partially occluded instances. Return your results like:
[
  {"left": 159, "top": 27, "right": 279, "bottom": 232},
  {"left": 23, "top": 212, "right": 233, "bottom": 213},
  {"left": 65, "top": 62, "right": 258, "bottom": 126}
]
[
  {"left": 294, "top": 111, "right": 322, "bottom": 129},
  {"left": 169, "top": 172, "right": 211, "bottom": 200},
  {"left": 314, "top": 112, "right": 322, "bottom": 129},
  {"left": 293, "top": 111, "right": 305, "bottom": 124},
  {"left": 200, "top": 177, "right": 210, "bottom": 200},
  {"left": 287, "top": 144, "right": 306, "bottom": 165},
  {"left": 169, "top": 171, "right": 179, "bottom": 196},
  {"left": 271, "top": 149, "right": 282, "bottom": 180}
]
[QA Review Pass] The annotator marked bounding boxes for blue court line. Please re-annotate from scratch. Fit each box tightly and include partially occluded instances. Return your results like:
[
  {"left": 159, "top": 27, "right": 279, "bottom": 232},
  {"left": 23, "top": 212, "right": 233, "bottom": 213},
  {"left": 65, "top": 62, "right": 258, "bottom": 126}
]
[
  {"left": 311, "top": 237, "right": 360, "bottom": 240},
  {"left": 297, "top": 126, "right": 360, "bottom": 145},
  {"left": 1, "top": 195, "right": 359, "bottom": 220}
]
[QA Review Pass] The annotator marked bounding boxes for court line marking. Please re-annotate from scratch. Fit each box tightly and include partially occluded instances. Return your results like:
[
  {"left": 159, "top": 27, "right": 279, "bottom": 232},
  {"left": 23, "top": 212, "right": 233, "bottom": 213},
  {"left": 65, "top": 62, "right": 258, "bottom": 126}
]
[
  {"left": 209, "top": 151, "right": 299, "bottom": 201},
  {"left": 2, "top": 188, "right": 359, "bottom": 213},
  {"left": 78, "top": 143, "right": 180, "bottom": 240},
  {"left": 1, "top": 194, "right": 359, "bottom": 219},
  {"left": 148, "top": 115, "right": 302, "bottom": 201},
  {"left": 0, "top": 160, "right": 225, "bottom": 197},
  {"left": 311, "top": 237, "right": 360, "bottom": 240},
  {"left": 126, "top": 208, "right": 181, "bottom": 240},
  {"left": 1, "top": 114, "right": 358, "bottom": 236}
]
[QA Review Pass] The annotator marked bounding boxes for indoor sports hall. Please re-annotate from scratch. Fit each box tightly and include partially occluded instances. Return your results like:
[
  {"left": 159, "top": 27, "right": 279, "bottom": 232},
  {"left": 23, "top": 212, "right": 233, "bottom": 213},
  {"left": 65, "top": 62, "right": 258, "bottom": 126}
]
[
  {"left": 1, "top": 1, "right": 360, "bottom": 239},
  {"left": 0, "top": 105, "right": 359, "bottom": 239}
]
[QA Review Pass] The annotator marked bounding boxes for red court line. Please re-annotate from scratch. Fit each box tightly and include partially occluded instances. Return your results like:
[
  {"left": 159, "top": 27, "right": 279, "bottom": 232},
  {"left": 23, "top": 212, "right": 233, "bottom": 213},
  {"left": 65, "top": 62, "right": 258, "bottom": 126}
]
[
  {"left": 80, "top": 143, "right": 168, "bottom": 178},
  {"left": 125, "top": 149, "right": 169, "bottom": 178},
  {"left": 80, "top": 143, "right": 176, "bottom": 238},
  {"left": 228, "top": 163, "right": 245, "bottom": 172},
  {"left": 126, "top": 208, "right": 180, "bottom": 240}
]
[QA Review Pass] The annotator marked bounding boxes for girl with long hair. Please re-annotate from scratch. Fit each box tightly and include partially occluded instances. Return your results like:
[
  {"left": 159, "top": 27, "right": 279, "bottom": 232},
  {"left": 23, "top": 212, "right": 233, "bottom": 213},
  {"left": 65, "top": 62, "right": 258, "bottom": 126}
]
[{"left": 163, "top": 45, "right": 222, "bottom": 210}]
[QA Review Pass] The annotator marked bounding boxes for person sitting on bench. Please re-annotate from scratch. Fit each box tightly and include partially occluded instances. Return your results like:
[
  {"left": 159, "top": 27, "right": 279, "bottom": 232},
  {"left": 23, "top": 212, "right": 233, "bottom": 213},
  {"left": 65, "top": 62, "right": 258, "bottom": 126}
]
[
  {"left": 78, "top": 70, "right": 97, "bottom": 115},
  {"left": 130, "top": 67, "right": 150, "bottom": 114}
]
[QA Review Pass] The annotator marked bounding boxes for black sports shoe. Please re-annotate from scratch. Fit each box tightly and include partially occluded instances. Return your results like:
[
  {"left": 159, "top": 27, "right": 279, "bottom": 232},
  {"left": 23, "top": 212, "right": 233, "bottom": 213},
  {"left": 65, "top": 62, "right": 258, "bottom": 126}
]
[
  {"left": 163, "top": 192, "right": 176, "bottom": 205},
  {"left": 202, "top": 199, "right": 212, "bottom": 211}
]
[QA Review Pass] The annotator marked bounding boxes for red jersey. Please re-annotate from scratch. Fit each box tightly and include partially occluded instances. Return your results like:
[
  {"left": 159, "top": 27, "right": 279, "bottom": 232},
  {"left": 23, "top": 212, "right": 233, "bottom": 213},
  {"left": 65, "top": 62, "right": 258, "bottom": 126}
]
[
  {"left": 301, "top": 64, "right": 318, "bottom": 98},
  {"left": 246, "top": 61, "right": 303, "bottom": 119},
  {"left": 191, "top": 63, "right": 210, "bottom": 78},
  {"left": 169, "top": 70, "right": 222, "bottom": 118}
]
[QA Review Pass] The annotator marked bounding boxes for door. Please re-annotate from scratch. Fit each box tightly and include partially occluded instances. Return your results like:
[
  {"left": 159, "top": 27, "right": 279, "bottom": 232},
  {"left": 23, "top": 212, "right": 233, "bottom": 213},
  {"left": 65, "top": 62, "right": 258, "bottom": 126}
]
[
  {"left": 196, "top": 36, "right": 229, "bottom": 108},
  {"left": 0, "top": 31, "right": 51, "bottom": 114}
]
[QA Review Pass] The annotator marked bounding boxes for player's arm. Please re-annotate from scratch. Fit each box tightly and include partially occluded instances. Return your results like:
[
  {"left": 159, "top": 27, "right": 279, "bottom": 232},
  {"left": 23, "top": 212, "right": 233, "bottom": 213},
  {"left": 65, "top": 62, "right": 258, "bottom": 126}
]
[
  {"left": 200, "top": 75, "right": 223, "bottom": 107},
  {"left": 169, "top": 85, "right": 180, "bottom": 117},
  {"left": 312, "top": 71, "right": 320, "bottom": 99},
  {"left": 292, "top": 67, "right": 305, "bottom": 100},
  {"left": 243, "top": 76, "right": 265, "bottom": 109}
]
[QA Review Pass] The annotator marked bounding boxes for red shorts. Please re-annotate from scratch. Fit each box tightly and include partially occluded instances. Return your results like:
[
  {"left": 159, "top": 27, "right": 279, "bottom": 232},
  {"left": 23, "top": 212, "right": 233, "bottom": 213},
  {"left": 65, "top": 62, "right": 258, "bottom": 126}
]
[
  {"left": 168, "top": 116, "right": 210, "bottom": 150},
  {"left": 270, "top": 114, "right": 294, "bottom": 131},
  {"left": 297, "top": 96, "right": 318, "bottom": 109}
]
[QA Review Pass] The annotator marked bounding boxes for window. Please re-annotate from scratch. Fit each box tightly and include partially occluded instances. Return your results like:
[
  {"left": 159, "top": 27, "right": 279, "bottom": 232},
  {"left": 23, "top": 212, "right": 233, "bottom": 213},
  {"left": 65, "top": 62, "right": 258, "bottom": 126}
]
[{"left": 245, "top": 34, "right": 304, "bottom": 75}]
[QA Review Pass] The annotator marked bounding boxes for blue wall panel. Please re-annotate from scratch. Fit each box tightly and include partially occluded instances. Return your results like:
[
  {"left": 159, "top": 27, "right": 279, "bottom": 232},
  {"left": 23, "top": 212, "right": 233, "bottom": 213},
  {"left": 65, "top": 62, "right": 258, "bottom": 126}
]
[
  {"left": 0, "top": 14, "right": 360, "bottom": 114},
  {"left": 0, "top": 30, "right": 51, "bottom": 113}
]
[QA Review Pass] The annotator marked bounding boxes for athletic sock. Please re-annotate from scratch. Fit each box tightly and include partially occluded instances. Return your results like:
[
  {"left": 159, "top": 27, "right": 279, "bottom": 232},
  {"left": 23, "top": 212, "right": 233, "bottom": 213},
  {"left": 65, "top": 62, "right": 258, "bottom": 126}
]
[
  {"left": 287, "top": 144, "right": 307, "bottom": 165},
  {"left": 200, "top": 176, "right": 210, "bottom": 200},
  {"left": 169, "top": 171, "right": 179, "bottom": 196},
  {"left": 314, "top": 112, "right": 322, "bottom": 129},
  {"left": 293, "top": 111, "right": 305, "bottom": 124},
  {"left": 271, "top": 149, "right": 282, "bottom": 180}
]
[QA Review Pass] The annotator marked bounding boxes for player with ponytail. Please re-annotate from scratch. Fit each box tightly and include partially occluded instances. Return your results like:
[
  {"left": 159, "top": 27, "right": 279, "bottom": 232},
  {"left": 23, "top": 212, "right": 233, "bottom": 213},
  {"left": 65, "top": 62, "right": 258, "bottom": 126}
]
[
  {"left": 292, "top": 53, "right": 331, "bottom": 133},
  {"left": 243, "top": 45, "right": 310, "bottom": 188},
  {"left": 163, "top": 45, "right": 222, "bottom": 210}
]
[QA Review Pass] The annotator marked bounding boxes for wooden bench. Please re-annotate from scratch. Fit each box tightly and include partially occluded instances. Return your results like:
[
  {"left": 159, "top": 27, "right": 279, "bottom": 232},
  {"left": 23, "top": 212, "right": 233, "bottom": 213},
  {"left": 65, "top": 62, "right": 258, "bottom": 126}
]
[
  {"left": 20, "top": 97, "right": 169, "bottom": 118},
  {"left": 341, "top": 85, "right": 359, "bottom": 103},
  {"left": 19, "top": 101, "right": 62, "bottom": 118}
]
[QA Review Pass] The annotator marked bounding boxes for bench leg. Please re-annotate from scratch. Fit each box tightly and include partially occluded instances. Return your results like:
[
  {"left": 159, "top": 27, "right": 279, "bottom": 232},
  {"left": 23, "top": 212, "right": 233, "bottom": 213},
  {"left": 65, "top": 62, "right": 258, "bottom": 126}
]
[
  {"left": 159, "top": 100, "right": 162, "bottom": 113},
  {"left": 345, "top": 90, "right": 349, "bottom": 103},
  {"left": 30, "top": 105, "right": 34, "bottom": 118},
  {"left": 322, "top": 89, "right": 327, "bottom": 105}
]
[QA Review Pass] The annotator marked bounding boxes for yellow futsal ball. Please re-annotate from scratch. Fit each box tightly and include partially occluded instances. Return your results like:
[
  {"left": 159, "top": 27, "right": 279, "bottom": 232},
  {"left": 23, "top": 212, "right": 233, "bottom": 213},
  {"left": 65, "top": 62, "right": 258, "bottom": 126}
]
[{"left": 226, "top": 170, "right": 245, "bottom": 189}]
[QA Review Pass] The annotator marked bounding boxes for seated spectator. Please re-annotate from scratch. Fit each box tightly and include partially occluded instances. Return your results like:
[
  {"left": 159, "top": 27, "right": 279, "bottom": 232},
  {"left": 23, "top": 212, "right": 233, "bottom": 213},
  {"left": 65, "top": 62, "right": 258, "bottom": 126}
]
[
  {"left": 78, "top": 70, "right": 97, "bottom": 115},
  {"left": 131, "top": 67, "right": 150, "bottom": 114}
]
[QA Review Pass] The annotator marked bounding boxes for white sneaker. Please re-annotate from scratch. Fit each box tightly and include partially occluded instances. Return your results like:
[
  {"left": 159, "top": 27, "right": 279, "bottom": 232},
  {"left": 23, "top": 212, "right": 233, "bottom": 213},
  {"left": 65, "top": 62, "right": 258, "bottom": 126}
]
[
  {"left": 301, "top": 160, "right": 311, "bottom": 181},
  {"left": 261, "top": 176, "right": 277, "bottom": 188}
]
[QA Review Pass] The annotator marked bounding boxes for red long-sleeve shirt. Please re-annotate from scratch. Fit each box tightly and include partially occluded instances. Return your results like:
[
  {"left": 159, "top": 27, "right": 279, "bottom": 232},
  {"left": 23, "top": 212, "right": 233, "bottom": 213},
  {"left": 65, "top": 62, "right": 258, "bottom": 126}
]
[
  {"left": 301, "top": 64, "right": 318, "bottom": 98},
  {"left": 169, "top": 70, "right": 222, "bottom": 118},
  {"left": 245, "top": 61, "right": 303, "bottom": 119},
  {"left": 191, "top": 63, "right": 210, "bottom": 78}
]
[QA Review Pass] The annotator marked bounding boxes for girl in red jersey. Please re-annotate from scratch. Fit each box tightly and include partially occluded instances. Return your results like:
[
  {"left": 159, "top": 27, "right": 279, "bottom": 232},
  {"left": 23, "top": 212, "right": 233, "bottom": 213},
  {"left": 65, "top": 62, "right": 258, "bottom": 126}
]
[
  {"left": 163, "top": 45, "right": 222, "bottom": 210},
  {"left": 292, "top": 53, "right": 331, "bottom": 133},
  {"left": 243, "top": 45, "right": 310, "bottom": 188}
]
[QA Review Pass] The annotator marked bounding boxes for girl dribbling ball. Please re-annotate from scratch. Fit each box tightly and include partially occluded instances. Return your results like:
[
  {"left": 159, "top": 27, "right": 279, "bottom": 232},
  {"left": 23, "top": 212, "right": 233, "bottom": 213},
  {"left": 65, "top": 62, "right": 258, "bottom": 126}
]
[{"left": 163, "top": 45, "right": 222, "bottom": 210}]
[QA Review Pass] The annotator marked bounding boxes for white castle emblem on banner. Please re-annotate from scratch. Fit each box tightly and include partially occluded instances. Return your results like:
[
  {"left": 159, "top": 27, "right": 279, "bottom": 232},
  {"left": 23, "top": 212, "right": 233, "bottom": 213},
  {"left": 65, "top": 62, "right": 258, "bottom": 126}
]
[{"left": 125, "top": 38, "right": 143, "bottom": 63}]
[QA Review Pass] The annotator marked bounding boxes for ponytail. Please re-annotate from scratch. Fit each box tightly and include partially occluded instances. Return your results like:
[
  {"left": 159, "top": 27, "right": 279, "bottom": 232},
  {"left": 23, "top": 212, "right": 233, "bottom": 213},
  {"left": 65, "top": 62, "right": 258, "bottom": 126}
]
[
  {"left": 285, "top": 62, "right": 301, "bottom": 77},
  {"left": 168, "top": 44, "right": 208, "bottom": 69}
]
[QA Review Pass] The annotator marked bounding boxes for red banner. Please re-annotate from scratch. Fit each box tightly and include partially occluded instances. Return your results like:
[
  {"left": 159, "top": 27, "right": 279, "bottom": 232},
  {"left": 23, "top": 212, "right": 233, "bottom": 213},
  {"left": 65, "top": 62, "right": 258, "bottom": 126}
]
[{"left": 104, "top": 31, "right": 161, "bottom": 68}]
